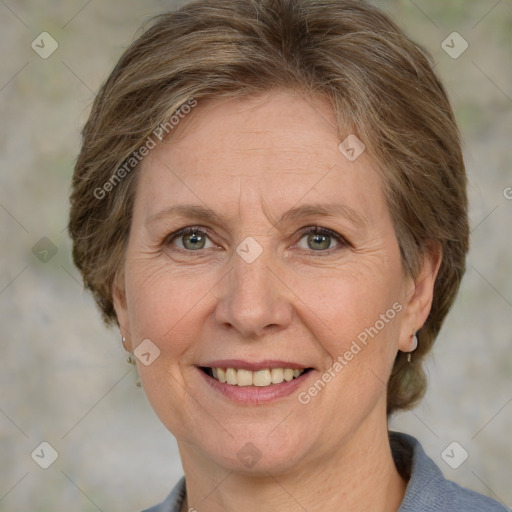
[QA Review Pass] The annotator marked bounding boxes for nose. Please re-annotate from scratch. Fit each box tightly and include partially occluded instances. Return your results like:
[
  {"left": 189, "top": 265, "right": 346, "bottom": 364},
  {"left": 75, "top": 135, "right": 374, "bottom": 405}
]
[{"left": 214, "top": 245, "right": 293, "bottom": 339}]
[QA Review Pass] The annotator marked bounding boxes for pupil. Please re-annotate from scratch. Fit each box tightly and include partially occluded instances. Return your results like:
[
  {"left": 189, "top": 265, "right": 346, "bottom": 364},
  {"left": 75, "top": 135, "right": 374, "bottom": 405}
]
[
  {"left": 185, "top": 232, "right": 204, "bottom": 249},
  {"left": 309, "top": 233, "right": 329, "bottom": 250}
]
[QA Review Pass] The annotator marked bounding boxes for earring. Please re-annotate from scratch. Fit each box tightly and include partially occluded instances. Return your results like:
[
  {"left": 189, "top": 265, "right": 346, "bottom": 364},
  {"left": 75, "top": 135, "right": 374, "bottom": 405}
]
[
  {"left": 121, "top": 334, "right": 140, "bottom": 387},
  {"left": 407, "top": 329, "right": 418, "bottom": 363},
  {"left": 122, "top": 335, "right": 136, "bottom": 365}
]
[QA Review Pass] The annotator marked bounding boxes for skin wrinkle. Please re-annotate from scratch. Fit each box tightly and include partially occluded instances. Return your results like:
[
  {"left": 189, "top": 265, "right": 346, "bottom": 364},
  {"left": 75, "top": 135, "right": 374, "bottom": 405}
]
[
  {"left": 144, "top": 202, "right": 369, "bottom": 243},
  {"left": 113, "top": 91, "right": 440, "bottom": 512}
]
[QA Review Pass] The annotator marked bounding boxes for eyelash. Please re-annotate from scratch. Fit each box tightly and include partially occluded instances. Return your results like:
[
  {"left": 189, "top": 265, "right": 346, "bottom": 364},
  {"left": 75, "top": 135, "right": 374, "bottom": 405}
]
[{"left": 164, "top": 225, "right": 349, "bottom": 256}]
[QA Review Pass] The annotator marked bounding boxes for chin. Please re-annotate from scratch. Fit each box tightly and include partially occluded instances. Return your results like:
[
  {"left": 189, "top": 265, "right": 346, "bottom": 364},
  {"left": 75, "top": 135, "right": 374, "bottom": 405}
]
[{"left": 196, "top": 423, "right": 314, "bottom": 475}]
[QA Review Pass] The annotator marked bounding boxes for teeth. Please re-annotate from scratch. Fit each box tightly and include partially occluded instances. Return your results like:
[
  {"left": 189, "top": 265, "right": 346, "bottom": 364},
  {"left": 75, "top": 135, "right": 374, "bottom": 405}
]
[
  {"left": 217, "top": 368, "right": 226, "bottom": 383},
  {"left": 209, "top": 367, "right": 306, "bottom": 387},
  {"left": 253, "top": 369, "right": 271, "bottom": 387},
  {"left": 271, "top": 368, "right": 284, "bottom": 384},
  {"left": 237, "top": 369, "right": 253, "bottom": 386},
  {"left": 226, "top": 368, "right": 237, "bottom": 385}
]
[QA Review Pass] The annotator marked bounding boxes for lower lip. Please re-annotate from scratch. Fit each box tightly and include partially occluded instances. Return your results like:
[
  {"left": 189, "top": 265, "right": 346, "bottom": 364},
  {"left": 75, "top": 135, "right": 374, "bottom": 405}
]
[{"left": 197, "top": 367, "right": 313, "bottom": 404}]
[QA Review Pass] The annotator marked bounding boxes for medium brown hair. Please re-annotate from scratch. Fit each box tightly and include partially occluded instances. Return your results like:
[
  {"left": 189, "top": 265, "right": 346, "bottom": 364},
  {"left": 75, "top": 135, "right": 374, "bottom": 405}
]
[{"left": 68, "top": 0, "right": 469, "bottom": 415}]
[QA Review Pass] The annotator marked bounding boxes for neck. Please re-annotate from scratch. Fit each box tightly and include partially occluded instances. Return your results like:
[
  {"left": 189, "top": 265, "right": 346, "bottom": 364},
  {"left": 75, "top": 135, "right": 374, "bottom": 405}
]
[{"left": 178, "top": 404, "right": 406, "bottom": 512}]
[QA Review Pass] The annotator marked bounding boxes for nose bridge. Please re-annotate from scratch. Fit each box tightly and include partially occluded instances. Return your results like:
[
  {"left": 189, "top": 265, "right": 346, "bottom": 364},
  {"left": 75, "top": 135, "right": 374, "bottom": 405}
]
[
  {"left": 216, "top": 238, "right": 291, "bottom": 337},
  {"left": 234, "top": 242, "right": 271, "bottom": 299}
]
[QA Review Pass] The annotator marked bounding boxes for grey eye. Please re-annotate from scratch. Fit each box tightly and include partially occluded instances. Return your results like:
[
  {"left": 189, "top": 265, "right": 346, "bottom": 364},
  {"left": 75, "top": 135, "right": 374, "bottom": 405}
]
[
  {"left": 296, "top": 228, "right": 343, "bottom": 252},
  {"left": 306, "top": 232, "right": 332, "bottom": 250},
  {"left": 172, "top": 229, "right": 213, "bottom": 250}
]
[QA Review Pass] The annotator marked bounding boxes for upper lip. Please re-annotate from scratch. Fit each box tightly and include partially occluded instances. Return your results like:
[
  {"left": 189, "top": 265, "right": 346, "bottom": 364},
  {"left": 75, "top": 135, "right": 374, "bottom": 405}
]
[{"left": 199, "top": 359, "right": 312, "bottom": 371}]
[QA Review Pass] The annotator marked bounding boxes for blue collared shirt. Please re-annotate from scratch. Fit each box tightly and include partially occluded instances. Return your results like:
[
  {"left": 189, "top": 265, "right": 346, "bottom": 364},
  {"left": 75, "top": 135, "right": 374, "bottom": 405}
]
[{"left": 142, "top": 432, "right": 508, "bottom": 511}]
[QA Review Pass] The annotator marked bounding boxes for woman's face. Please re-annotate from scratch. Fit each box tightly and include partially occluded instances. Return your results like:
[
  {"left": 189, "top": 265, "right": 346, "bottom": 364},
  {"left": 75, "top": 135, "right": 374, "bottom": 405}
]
[{"left": 114, "top": 91, "right": 430, "bottom": 474}]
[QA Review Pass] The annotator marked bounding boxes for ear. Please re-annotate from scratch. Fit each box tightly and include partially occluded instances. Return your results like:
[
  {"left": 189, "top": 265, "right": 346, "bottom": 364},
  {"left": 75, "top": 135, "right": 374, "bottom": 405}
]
[
  {"left": 398, "top": 242, "right": 442, "bottom": 351},
  {"left": 112, "top": 271, "right": 133, "bottom": 352}
]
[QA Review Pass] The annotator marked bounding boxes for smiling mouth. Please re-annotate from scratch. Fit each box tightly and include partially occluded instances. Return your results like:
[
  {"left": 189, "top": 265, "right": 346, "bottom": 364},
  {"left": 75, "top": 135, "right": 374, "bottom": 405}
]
[{"left": 200, "top": 367, "right": 313, "bottom": 387}]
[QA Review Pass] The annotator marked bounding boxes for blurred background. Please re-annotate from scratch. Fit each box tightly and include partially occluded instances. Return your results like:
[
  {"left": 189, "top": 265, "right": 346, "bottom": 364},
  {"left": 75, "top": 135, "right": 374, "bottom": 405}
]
[{"left": 0, "top": 0, "right": 511, "bottom": 510}]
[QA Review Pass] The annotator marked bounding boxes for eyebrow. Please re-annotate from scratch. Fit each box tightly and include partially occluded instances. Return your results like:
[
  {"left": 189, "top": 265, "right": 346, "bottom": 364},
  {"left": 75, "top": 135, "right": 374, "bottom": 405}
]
[{"left": 145, "top": 202, "right": 368, "bottom": 229}]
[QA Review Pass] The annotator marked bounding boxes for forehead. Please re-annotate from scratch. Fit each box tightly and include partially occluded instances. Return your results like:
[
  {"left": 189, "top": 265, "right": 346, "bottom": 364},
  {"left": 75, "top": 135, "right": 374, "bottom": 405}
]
[{"left": 135, "top": 91, "right": 387, "bottom": 226}]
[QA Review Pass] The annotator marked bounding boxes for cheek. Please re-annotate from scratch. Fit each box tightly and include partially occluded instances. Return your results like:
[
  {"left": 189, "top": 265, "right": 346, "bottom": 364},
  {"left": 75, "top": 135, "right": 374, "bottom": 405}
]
[
  {"left": 292, "top": 256, "right": 402, "bottom": 343},
  {"left": 124, "top": 260, "right": 209, "bottom": 357},
  {"left": 124, "top": 261, "right": 211, "bottom": 435},
  {"left": 302, "top": 264, "right": 404, "bottom": 410},
  {"left": 296, "top": 266, "right": 402, "bottom": 414}
]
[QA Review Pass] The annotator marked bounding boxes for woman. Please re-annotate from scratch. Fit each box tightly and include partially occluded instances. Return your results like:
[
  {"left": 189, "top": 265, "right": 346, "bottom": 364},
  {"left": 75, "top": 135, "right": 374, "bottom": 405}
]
[{"left": 68, "top": 0, "right": 507, "bottom": 510}]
